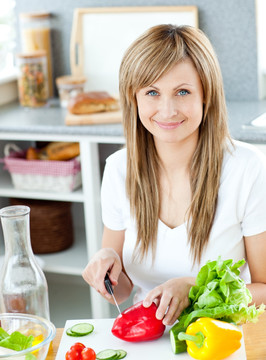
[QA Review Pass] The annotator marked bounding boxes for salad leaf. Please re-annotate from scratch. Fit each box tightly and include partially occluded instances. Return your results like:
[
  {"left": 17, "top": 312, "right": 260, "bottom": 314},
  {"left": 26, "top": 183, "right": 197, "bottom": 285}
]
[
  {"left": 186, "top": 257, "right": 260, "bottom": 321},
  {"left": 0, "top": 327, "right": 9, "bottom": 341},
  {"left": 26, "top": 354, "right": 38, "bottom": 360},
  {"left": 170, "top": 257, "right": 265, "bottom": 354},
  {"left": 0, "top": 328, "right": 34, "bottom": 351}
]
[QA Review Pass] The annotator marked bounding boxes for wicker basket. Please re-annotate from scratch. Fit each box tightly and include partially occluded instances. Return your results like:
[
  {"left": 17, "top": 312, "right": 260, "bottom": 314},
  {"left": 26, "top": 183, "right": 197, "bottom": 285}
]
[
  {"left": 3, "top": 144, "right": 82, "bottom": 193},
  {"left": 10, "top": 198, "right": 74, "bottom": 254}
]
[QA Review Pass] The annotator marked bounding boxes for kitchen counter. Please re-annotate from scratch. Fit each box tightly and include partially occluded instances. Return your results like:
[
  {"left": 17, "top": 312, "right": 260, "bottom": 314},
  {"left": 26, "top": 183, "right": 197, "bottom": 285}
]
[
  {"left": 0, "top": 100, "right": 266, "bottom": 143},
  {"left": 0, "top": 100, "right": 123, "bottom": 140},
  {"left": 47, "top": 312, "right": 266, "bottom": 360},
  {"left": 226, "top": 100, "right": 266, "bottom": 143}
]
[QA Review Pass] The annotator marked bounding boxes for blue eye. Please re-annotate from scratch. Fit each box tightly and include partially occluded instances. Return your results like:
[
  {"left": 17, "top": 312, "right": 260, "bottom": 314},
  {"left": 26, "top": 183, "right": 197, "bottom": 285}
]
[
  {"left": 178, "top": 89, "right": 189, "bottom": 96},
  {"left": 147, "top": 90, "right": 158, "bottom": 96}
]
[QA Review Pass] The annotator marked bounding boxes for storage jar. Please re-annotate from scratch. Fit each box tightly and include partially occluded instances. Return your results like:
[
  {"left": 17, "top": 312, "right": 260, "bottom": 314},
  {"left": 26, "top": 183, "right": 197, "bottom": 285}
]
[
  {"left": 56, "top": 75, "right": 87, "bottom": 108},
  {"left": 17, "top": 51, "right": 49, "bottom": 107},
  {"left": 19, "top": 11, "right": 54, "bottom": 97}
]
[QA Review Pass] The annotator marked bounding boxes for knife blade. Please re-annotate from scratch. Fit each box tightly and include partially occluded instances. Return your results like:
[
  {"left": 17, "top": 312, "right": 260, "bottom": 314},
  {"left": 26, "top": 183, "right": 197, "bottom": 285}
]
[{"left": 104, "top": 273, "right": 121, "bottom": 315}]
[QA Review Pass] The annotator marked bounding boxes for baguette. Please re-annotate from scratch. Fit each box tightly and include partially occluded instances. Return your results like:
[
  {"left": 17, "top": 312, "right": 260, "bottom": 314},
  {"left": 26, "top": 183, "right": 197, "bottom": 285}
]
[
  {"left": 68, "top": 91, "right": 119, "bottom": 115},
  {"left": 25, "top": 142, "right": 80, "bottom": 161},
  {"left": 45, "top": 142, "right": 80, "bottom": 161}
]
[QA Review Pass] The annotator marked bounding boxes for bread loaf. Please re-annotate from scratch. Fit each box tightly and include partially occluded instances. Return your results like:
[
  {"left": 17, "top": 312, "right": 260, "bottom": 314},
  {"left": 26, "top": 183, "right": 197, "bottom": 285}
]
[
  {"left": 68, "top": 91, "right": 119, "bottom": 115},
  {"left": 26, "top": 147, "right": 39, "bottom": 160},
  {"left": 25, "top": 142, "right": 80, "bottom": 161},
  {"left": 45, "top": 142, "right": 80, "bottom": 161}
]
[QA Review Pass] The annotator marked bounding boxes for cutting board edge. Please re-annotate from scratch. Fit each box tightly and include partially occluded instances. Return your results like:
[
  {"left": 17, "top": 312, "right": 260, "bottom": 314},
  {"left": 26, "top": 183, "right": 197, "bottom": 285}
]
[{"left": 65, "top": 110, "right": 123, "bottom": 125}]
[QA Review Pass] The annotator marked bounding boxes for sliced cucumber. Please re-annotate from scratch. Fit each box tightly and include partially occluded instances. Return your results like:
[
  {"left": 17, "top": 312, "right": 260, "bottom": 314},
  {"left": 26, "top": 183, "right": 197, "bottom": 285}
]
[
  {"left": 96, "top": 349, "right": 118, "bottom": 360},
  {"left": 66, "top": 327, "right": 81, "bottom": 337},
  {"left": 66, "top": 322, "right": 94, "bottom": 336},
  {"left": 115, "top": 349, "right": 127, "bottom": 359}
]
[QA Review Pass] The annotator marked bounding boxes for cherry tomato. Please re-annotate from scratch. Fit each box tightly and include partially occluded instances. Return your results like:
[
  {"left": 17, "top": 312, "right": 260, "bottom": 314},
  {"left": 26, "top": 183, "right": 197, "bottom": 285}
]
[
  {"left": 81, "top": 347, "right": 96, "bottom": 360},
  {"left": 65, "top": 347, "right": 81, "bottom": 360},
  {"left": 71, "top": 342, "right": 86, "bottom": 354}
]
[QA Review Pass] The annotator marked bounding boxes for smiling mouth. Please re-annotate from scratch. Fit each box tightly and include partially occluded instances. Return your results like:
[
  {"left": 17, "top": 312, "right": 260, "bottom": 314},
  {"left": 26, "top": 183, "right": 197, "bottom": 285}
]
[{"left": 154, "top": 120, "right": 185, "bottom": 130}]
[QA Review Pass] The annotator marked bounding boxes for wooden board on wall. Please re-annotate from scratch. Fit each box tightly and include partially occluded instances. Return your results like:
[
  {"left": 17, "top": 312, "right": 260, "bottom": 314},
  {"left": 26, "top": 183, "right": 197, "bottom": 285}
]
[{"left": 70, "top": 6, "right": 198, "bottom": 96}]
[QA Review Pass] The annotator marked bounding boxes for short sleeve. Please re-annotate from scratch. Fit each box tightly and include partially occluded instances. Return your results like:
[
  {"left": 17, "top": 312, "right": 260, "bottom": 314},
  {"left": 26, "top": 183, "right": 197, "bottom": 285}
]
[
  {"left": 101, "top": 150, "right": 127, "bottom": 230},
  {"left": 241, "top": 150, "right": 266, "bottom": 236}
]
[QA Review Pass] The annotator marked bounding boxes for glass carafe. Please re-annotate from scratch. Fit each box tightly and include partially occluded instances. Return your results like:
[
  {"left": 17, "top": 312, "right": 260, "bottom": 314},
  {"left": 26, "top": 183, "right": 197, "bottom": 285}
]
[{"left": 0, "top": 205, "right": 50, "bottom": 319}]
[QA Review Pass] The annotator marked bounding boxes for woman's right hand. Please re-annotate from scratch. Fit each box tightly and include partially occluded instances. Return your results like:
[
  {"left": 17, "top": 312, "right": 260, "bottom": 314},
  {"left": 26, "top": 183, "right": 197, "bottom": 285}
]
[{"left": 82, "top": 247, "right": 122, "bottom": 299}]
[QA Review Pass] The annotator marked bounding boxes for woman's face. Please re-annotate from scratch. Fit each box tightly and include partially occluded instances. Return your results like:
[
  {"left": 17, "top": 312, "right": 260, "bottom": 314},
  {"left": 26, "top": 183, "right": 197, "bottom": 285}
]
[{"left": 136, "top": 58, "right": 204, "bottom": 146}]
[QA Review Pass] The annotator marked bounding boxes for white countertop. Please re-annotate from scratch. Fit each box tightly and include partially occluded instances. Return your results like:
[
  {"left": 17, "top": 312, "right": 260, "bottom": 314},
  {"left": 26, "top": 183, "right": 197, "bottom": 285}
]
[{"left": 55, "top": 318, "right": 246, "bottom": 360}]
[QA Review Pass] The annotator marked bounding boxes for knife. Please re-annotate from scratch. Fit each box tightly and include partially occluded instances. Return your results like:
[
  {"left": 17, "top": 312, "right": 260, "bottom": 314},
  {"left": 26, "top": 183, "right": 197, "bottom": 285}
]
[{"left": 104, "top": 273, "right": 121, "bottom": 315}]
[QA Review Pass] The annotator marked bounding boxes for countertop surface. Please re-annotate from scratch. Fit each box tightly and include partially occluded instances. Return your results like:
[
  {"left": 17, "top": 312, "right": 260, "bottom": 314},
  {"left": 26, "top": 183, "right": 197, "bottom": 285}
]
[
  {"left": 55, "top": 319, "right": 246, "bottom": 360},
  {"left": 47, "top": 312, "right": 266, "bottom": 360},
  {"left": 1, "top": 100, "right": 266, "bottom": 142},
  {"left": 0, "top": 100, "right": 124, "bottom": 139}
]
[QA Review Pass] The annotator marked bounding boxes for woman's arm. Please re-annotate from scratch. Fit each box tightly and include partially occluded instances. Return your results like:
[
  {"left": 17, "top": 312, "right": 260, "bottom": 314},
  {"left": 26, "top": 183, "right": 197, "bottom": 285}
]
[
  {"left": 244, "top": 231, "right": 266, "bottom": 305},
  {"left": 82, "top": 226, "right": 133, "bottom": 305}
]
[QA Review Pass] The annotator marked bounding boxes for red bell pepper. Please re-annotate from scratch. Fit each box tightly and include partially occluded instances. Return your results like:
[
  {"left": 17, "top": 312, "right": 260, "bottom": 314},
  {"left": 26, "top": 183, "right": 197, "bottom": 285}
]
[{"left": 111, "top": 301, "right": 166, "bottom": 342}]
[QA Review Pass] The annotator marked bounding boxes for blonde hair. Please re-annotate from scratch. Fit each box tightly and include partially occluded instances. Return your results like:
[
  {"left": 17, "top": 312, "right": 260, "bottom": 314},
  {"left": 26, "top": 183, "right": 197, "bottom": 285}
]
[{"left": 119, "top": 24, "right": 231, "bottom": 264}]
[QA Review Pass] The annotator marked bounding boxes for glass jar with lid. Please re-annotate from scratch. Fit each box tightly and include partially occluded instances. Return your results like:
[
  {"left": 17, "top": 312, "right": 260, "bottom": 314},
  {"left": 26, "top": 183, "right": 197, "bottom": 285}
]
[
  {"left": 19, "top": 11, "right": 53, "bottom": 97},
  {"left": 56, "top": 75, "right": 87, "bottom": 108},
  {"left": 17, "top": 50, "right": 49, "bottom": 107}
]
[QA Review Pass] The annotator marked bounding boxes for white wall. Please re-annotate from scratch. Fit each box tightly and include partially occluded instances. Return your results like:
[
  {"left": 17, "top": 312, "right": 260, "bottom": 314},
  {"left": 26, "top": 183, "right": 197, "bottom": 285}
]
[
  {"left": 0, "top": 78, "right": 18, "bottom": 106},
  {"left": 256, "top": 0, "right": 266, "bottom": 99}
]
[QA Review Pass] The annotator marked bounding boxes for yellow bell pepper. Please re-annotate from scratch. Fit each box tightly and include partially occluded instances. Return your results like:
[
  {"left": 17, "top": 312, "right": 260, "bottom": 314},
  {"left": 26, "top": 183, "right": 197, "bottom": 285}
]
[
  {"left": 32, "top": 334, "right": 44, "bottom": 347},
  {"left": 178, "top": 317, "right": 242, "bottom": 360}
]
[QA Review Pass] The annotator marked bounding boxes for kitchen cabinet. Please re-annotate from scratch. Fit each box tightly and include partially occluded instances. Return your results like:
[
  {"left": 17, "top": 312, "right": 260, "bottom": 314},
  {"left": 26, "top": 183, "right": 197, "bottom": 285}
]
[{"left": 0, "top": 131, "right": 124, "bottom": 322}]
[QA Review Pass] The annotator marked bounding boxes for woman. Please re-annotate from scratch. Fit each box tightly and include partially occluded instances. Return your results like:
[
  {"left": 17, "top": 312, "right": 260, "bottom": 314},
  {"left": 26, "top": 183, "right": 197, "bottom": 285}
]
[{"left": 82, "top": 24, "right": 266, "bottom": 326}]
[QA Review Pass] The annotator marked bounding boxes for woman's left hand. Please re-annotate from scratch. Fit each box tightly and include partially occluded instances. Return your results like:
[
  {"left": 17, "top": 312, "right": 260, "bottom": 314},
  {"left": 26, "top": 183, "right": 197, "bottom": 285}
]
[{"left": 143, "top": 277, "right": 195, "bottom": 326}]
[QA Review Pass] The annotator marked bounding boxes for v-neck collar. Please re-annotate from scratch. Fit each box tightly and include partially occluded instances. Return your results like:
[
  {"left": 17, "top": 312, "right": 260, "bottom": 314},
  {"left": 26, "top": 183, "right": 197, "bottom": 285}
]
[{"left": 158, "top": 218, "right": 187, "bottom": 232}]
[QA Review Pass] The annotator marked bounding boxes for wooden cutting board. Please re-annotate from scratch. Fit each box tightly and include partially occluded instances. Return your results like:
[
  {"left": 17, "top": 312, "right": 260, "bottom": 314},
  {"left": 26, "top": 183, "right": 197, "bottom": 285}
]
[
  {"left": 55, "top": 319, "right": 246, "bottom": 360},
  {"left": 65, "top": 110, "right": 122, "bottom": 125}
]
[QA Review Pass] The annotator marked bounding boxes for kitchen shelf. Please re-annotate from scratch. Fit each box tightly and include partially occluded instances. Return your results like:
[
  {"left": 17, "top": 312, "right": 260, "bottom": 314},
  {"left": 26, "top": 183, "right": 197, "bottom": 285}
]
[
  {"left": 0, "top": 227, "right": 87, "bottom": 276},
  {"left": 0, "top": 170, "right": 85, "bottom": 202},
  {"left": 39, "top": 227, "right": 88, "bottom": 275},
  {"left": 0, "top": 134, "right": 111, "bottom": 319}
]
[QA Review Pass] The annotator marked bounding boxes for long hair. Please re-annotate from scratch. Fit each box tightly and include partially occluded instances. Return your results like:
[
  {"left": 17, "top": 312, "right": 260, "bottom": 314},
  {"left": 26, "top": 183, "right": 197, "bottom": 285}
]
[{"left": 119, "top": 24, "right": 231, "bottom": 264}]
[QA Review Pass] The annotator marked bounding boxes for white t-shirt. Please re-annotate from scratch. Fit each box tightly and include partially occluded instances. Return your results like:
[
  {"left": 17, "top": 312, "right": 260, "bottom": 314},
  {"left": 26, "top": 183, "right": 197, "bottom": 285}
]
[{"left": 101, "top": 140, "right": 266, "bottom": 303}]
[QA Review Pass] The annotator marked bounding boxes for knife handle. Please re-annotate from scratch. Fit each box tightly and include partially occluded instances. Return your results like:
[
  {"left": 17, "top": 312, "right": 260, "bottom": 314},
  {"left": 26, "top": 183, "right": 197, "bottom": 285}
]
[{"left": 104, "top": 273, "right": 114, "bottom": 295}]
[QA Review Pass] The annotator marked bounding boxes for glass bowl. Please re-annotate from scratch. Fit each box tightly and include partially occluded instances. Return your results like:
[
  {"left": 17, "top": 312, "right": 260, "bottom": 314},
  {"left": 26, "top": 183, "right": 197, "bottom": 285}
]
[{"left": 0, "top": 313, "right": 56, "bottom": 359}]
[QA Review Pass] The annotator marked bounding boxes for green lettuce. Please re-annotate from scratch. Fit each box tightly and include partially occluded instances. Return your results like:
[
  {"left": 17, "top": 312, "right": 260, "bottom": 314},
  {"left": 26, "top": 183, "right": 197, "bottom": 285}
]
[
  {"left": 0, "top": 327, "right": 9, "bottom": 341},
  {"left": 26, "top": 354, "right": 38, "bottom": 360},
  {"left": 0, "top": 328, "right": 34, "bottom": 351},
  {"left": 170, "top": 257, "right": 265, "bottom": 353}
]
